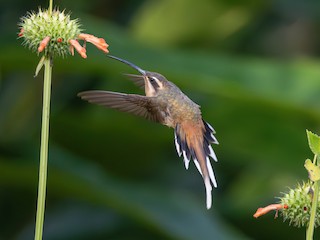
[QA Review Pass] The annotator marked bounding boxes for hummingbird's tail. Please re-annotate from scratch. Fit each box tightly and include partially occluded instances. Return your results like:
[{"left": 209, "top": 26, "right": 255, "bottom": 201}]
[{"left": 174, "top": 120, "right": 218, "bottom": 209}]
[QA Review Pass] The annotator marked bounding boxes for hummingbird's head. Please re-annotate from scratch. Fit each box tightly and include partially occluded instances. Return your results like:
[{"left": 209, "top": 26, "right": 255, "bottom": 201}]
[
  {"left": 108, "top": 55, "right": 168, "bottom": 97},
  {"left": 143, "top": 71, "right": 168, "bottom": 97}
]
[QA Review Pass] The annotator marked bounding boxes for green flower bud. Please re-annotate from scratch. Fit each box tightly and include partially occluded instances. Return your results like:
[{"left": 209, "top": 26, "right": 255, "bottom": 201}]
[{"left": 279, "top": 182, "right": 320, "bottom": 227}]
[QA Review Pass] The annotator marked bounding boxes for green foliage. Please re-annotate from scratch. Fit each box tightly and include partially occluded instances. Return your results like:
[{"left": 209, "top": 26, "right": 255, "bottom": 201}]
[
  {"left": 304, "top": 159, "right": 320, "bottom": 181},
  {"left": 307, "top": 130, "right": 320, "bottom": 156}
]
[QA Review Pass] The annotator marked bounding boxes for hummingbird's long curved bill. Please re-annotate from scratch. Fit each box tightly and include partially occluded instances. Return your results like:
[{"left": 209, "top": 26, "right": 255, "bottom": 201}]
[{"left": 108, "top": 55, "right": 146, "bottom": 75}]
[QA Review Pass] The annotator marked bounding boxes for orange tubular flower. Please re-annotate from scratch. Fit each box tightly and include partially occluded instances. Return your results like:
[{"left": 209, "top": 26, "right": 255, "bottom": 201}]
[
  {"left": 253, "top": 204, "right": 288, "bottom": 219},
  {"left": 38, "top": 36, "right": 51, "bottom": 53},
  {"left": 78, "top": 33, "right": 109, "bottom": 53},
  {"left": 69, "top": 39, "right": 87, "bottom": 58}
]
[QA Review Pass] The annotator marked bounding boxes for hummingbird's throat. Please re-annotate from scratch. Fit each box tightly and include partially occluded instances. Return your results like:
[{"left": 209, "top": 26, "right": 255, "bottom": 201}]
[
  {"left": 144, "top": 76, "right": 157, "bottom": 97},
  {"left": 144, "top": 75, "right": 164, "bottom": 97}
]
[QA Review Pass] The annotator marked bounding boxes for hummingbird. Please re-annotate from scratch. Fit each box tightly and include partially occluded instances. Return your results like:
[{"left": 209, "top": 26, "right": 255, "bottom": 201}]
[{"left": 78, "top": 55, "right": 219, "bottom": 209}]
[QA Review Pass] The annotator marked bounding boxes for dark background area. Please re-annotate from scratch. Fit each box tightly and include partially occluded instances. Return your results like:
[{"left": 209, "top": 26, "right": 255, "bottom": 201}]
[{"left": 1, "top": 0, "right": 320, "bottom": 239}]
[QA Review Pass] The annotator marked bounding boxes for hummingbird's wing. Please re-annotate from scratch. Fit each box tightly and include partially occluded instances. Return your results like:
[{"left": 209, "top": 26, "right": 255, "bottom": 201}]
[
  {"left": 123, "top": 74, "right": 145, "bottom": 89},
  {"left": 78, "top": 90, "right": 164, "bottom": 123}
]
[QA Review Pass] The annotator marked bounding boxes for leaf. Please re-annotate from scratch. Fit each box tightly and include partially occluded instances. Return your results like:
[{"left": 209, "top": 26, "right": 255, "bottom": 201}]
[
  {"left": 304, "top": 159, "right": 320, "bottom": 181},
  {"left": 34, "top": 55, "right": 45, "bottom": 77},
  {"left": 307, "top": 130, "right": 320, "bottom": 156}
]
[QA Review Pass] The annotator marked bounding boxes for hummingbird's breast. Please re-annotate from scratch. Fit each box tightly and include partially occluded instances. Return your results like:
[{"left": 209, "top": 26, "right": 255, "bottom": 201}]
[{"left": 157, "top": 89, "right": 202, "bottom": 128}]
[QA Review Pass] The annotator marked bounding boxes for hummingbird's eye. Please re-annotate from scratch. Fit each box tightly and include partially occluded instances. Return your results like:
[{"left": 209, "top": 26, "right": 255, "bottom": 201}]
[
  {"left": 149, "top": 76, "right": 156, "bottom": 82},
  {"left": 148, "top": 76, "right": 160, "bottom": 89}
]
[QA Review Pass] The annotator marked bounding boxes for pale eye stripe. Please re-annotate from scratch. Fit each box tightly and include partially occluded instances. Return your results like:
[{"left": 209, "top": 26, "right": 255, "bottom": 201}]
[
  {"left": 150, "top": 76, "right": 163, "bottom": 89},
  {"left": 154, "top": 78, "right": 162, "bottom": 87}
]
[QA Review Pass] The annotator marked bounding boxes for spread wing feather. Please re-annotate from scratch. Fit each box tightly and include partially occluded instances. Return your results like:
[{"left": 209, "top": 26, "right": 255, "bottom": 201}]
[
  {"left": 123, "top": 74, "right": 145, "bottom": 89},
  {"left": 78, "top": 90, "right": 164, "bottom": 123}
]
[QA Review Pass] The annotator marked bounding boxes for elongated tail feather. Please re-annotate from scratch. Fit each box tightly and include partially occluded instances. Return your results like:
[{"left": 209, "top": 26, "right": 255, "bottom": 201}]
[{"left": 174, "top": 120, "right": 218, "bottom": 209}]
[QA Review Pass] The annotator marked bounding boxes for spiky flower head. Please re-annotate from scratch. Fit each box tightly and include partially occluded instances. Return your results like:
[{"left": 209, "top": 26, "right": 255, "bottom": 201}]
[
  {"left": 19, "top": 8, "right": 81, "bottom": 57},
  {"left": 18, "top": 8, "right": 108, "bottom": 59},
  {"left": 279, "top": 182, "right": 320, "bottom": 227}
]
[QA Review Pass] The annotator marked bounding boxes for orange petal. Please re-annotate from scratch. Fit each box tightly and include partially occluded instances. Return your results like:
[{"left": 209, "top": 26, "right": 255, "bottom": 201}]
[
  {"left": 69, "top": 39, "right": 87, "bottom": 58},
  {"left": 69, "top": 45, "right": 74, "bottom": 56},
  {"left": 78, "top": 33, "right": 91, "bottom": 40},
  {"left": 38, "top": 36, "right": 51, "bottom": 53},
  {"left": 78, "top": 33, "right": 109, "bottom": 53},
  {"left": 253, "top": 204, "right": 287, "bottom": 218}
]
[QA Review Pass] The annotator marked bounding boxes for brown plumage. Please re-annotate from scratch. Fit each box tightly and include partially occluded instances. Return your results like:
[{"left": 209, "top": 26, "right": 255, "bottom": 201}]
[{"left": 78, "top": 55, "right": 218, "bottom": 209}]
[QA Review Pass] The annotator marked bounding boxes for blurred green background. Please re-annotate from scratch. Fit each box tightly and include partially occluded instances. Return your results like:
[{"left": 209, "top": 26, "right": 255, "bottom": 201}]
[{"left": 1, "top": 0, "right": 320, "bottom": 239}]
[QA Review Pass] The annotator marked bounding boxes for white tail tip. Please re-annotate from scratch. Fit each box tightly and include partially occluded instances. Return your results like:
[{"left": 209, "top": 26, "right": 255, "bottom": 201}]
[
  {"left": 183, "top": 151, "right": 190, "bottom": 169},
  {"left": 204, "top": 177, "right": 212, "bottom": 209}
]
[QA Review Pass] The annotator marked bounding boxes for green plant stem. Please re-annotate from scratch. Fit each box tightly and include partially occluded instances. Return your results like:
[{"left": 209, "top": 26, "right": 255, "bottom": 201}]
[
  {"left": 312, "top": 154, "right": 317, "bottom": 164},
  {"left": 34, "top": 57, "right": 52, "bottom": 240},
  {"left": 307, "top": 154, "right": 319, "bottom": 240},
  {"left": 49, "top": 0, "right": 53, "bottom": 14}
]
